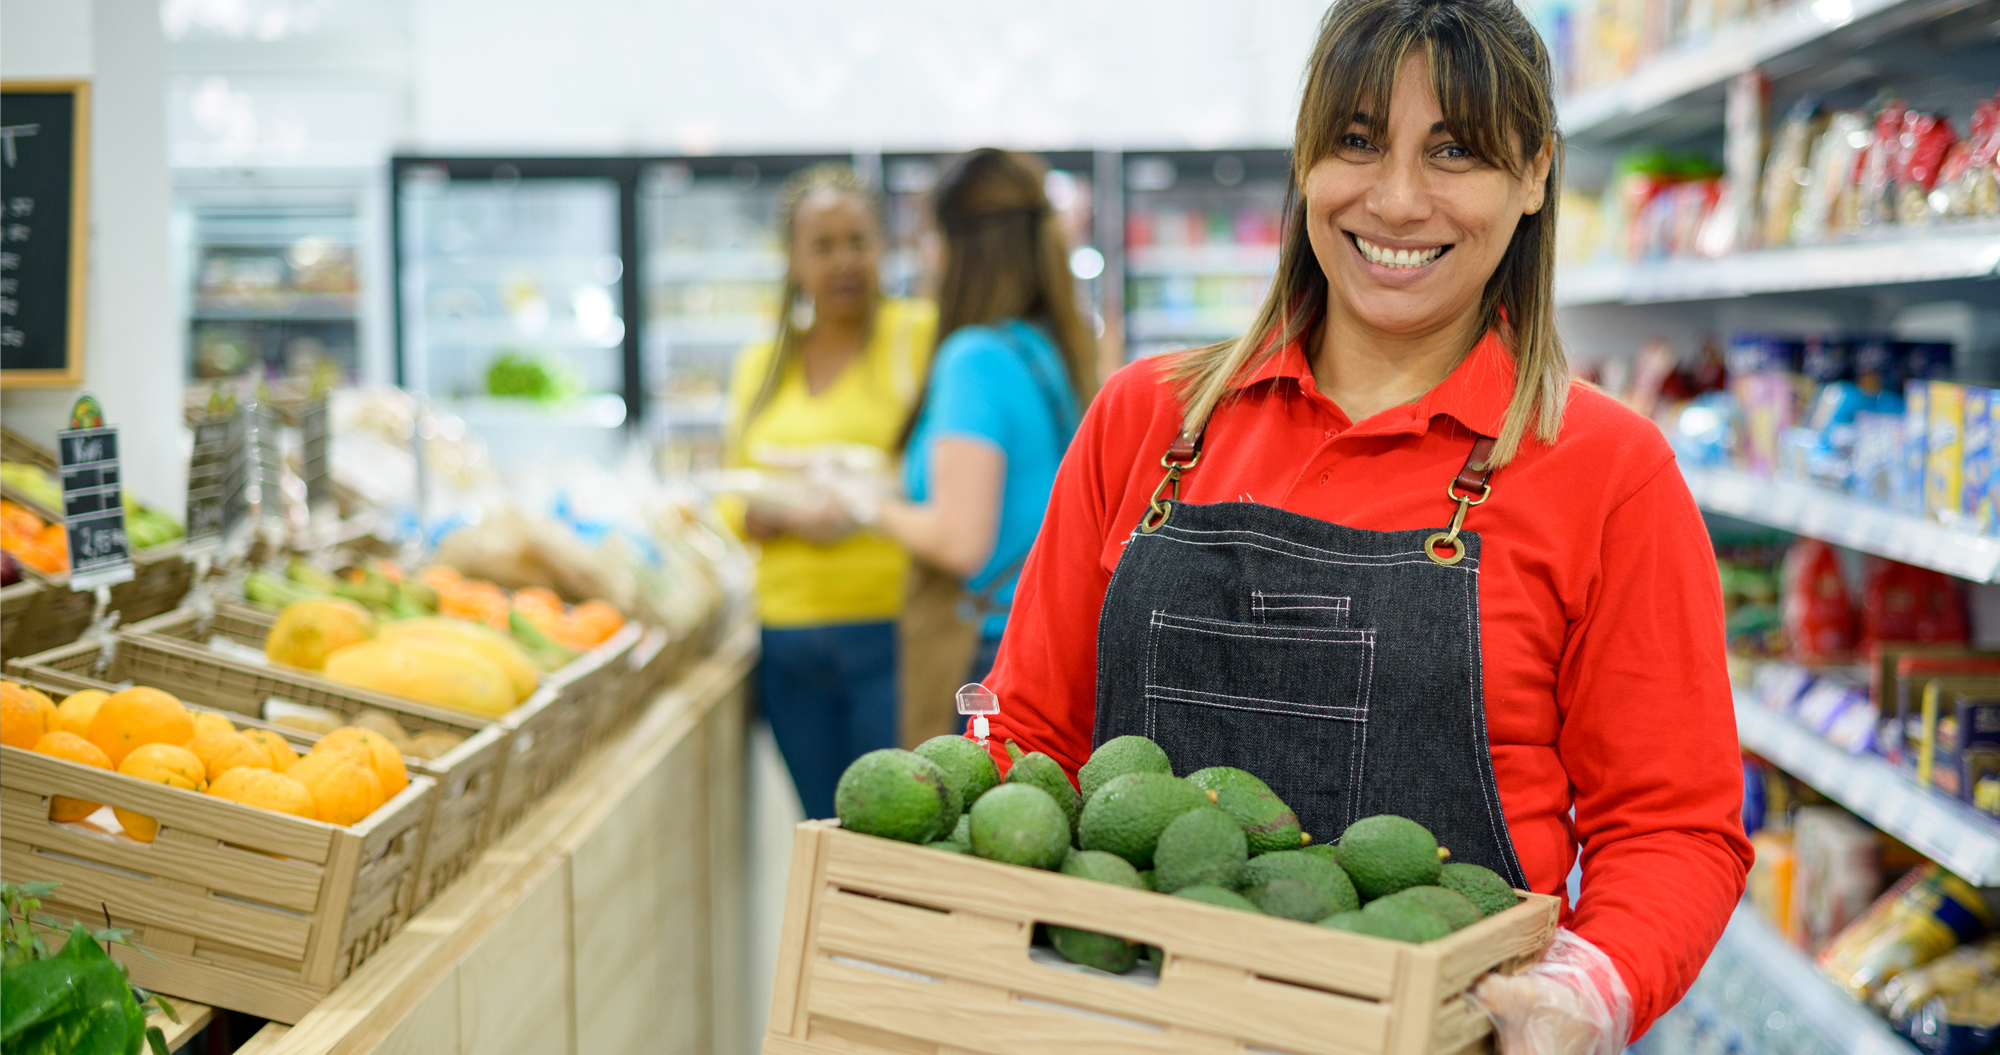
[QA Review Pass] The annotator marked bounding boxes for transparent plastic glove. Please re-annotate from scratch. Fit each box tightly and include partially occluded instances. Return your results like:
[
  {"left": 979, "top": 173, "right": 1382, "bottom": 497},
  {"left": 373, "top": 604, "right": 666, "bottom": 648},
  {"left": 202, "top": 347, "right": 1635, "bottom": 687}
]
[{"left": 1468, "top": 929, "right": 1632, "bottom": 1055}]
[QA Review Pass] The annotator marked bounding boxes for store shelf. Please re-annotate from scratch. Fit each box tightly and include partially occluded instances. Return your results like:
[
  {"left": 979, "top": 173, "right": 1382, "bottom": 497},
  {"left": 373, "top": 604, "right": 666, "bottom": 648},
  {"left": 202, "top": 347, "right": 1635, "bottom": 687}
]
[
  {"left": 1682, "top": 464, "right": 2000, "bottom": 582},
  {"left": 1681, "top": 903, "right": 1917, "bottom": 1055},
  {"left": 193, "top": 293, "right": 358, "bottom": 317},
  {"left": 1125, "top": 244, "right": 1280, "bottom": 276},
  {"left": 1124, "top": 310, "right": 1255, "bottom": 342},
  {"left": 1557, "top": 0, "right": 1971, "bottom": 141},
  {"left": 1735, "top": 698, "right": 2000, "bottom": 885},
  {"left": 1556, "top": 224, "right": 2000, "bottom": 306},
  {"left": 651, "top": 317, "right": 771, "bottom": 344},
  {"left": 646, "top": 249, "right": 783, "bottom": 282}
]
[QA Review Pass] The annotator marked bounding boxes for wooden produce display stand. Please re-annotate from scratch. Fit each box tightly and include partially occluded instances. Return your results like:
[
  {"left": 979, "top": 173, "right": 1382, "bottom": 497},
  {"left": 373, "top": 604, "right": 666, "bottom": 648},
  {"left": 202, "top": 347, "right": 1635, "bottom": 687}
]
[
  {"left": 232, "top": 613, "right": 756, "bottom": 1055},
  {"left": 766, "top": 824, "right": 1559, "bottom": 1055}
]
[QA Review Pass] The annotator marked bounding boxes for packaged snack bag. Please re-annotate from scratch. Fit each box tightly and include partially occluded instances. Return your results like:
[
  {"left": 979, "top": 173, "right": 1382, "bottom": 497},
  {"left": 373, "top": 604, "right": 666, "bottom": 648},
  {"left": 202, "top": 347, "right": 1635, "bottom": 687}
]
[
  {"left": 1819, "top": 864, "right": 1993, "bottom": 1002},
  {"left": 1783, "top": 537, "right": 1856, "bottom": 662},
  {"left": 1858, "top": 97, "right": 1909, "bottom": 227},
  {"left": 1896, "top": 112, "right": 1959, "bottom": 225},
  {"left": 1796, "top": 110, "right": 1869, "bottom": 242},
  {"left": 1760, "top": 98, "right": 1829, "bottom": 246}
]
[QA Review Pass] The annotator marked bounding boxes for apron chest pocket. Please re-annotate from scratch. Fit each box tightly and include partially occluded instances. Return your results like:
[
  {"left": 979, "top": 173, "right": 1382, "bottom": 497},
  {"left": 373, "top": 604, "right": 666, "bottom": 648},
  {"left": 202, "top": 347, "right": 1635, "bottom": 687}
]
[{"left": 1141, "top": 611, "right": 1375, "bottom": 836}]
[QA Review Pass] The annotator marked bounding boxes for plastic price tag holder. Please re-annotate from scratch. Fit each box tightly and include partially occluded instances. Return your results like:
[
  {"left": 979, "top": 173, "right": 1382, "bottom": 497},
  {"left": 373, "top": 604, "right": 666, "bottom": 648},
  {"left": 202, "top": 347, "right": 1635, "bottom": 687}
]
[{"left": 957, "top": 682, "right": 999, "bottom": 745}]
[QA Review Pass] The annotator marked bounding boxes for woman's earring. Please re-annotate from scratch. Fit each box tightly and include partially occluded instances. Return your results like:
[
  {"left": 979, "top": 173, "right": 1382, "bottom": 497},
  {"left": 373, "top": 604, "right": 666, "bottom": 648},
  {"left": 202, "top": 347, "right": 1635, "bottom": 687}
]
[{"left": 791, "top": 293, "right": 815, "bottom": 330}]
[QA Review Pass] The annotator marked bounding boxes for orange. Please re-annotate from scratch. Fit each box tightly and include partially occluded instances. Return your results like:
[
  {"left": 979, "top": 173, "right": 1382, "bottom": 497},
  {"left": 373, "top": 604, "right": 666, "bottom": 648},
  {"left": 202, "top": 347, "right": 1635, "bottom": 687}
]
[
  {"left": 88, "top": 687, "right": 195, "bottom": 767},
  {"left": 241, "top": 729, "right": 299, "bottom": 770},
  {"left": 32, "top": 731, "right": 111, "bottom": 822},
  {"left": 554, "top": 600, "right": 625, "bottom": 650},
  {"left": 191, "top": 711, "right": 236, "bottom": 738},
  {"left": 315, "top": 727, "right": 409, "bottom": 799},
  {"left": 2, "top": 681, "right": 51, "bottom": 749},
  {"left": 187, "top": 729, "right": 271, "bottom": 784},
  {"left": 113, "top": 742, "right": 206, "bottom": 842},
  {"left": 511, "top": 587, "right": 565, "bottom": 634},
  {"left": 56, "top": 689, "right": 110, "bottom": 737},
  {"left": 207, "top": 767, "right": 315, "bottom": 820},
  {"left": 286, "top": 752, "right": 384, "bottom": 826}
]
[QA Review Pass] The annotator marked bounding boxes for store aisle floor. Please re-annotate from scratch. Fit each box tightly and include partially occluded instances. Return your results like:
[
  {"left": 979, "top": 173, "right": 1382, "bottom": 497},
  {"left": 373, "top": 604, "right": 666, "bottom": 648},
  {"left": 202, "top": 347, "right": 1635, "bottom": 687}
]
[{"left": 743, "top": 719, "right": 807, "bottom": 1054}]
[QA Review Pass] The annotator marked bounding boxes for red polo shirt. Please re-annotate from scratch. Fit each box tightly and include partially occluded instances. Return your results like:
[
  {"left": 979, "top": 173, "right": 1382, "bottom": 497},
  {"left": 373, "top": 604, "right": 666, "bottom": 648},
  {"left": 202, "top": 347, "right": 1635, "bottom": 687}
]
[{"left": 984, "top": 328, "right": 1752, "bottom": 1036}]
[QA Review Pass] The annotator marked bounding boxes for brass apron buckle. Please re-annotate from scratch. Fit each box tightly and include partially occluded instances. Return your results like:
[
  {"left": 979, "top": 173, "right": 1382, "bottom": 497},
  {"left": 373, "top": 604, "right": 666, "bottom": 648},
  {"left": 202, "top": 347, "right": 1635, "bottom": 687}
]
[
  {"left": 1138, "top": 445, "right": 1202, "bottom": 534},
  {"left": 1424, "top": 479, "right": 1490, "bottom": 566}
]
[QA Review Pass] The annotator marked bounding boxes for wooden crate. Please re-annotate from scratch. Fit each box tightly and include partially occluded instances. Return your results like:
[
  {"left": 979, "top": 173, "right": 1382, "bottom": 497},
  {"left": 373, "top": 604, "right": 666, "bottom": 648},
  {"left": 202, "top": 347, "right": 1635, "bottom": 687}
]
[
  {"left": 0, "top": 543, "right": 193, "bottom": 662},
  {"left": 765, "top": 822, "right": 1560, "bottom": 1055},
  {"left": 554, "top": 619, "right": 647, "bottom": 750},
  {"left": 0, "top": 680, "right": 435, "bottom": 1024},
  {"left": 9, "top": 617, "right": 509, "bottom": 910}
]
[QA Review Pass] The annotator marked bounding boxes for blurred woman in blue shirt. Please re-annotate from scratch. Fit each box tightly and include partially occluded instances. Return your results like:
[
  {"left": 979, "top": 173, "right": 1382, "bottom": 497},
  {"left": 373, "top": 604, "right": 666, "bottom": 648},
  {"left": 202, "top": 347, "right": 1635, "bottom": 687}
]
[{"left": 875, "top": 148, "right": 1095, "bottom": 744}]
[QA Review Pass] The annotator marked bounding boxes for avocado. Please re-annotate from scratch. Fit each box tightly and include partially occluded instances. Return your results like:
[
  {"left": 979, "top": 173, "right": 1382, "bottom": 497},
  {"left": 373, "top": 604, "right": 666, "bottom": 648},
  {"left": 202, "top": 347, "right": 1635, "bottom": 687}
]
[
  {"left": 1357, "top": 896, "right": 1451, "bottom": 941},
  {"left": 915, "top": 735, "right": 1001, "bottom": 819},
  {"left": 1243, "top": 878, "right": 1337, "bottom": 922},
  {"left": 925, "top": 838, "right": 973, "bottom": 854},
  {"left": 1078, "top": 772, "right": 1214, "bottom": 869},
  {"left": 1005, "top": 752, "right": 1083, "bottom": 837},
  {"left": 1152, "top": 808, "right": 1249, "bottom": 893},
  {"left": 1171, "top": 885, "right": 1261, "bottom": 912},
  {"left": 1242, "top": 850, "right": 1358, "bottom": 913},
  {"left": 1300, "top": 844, "right": 1338, "bottom": 863},
  {"left": 1048, "top": 851, "right": 1145, "bottom": 973},
  {"left": 1319, "top": 909, "right": 1438, "bottom": 943},
  {"left": 926, "top": 813, "right": 974, "bottom": 854},
  {"left": 1439, "top": 862, "right": 1519, "bottom": 917},
  {"left": 1335, "top": 815, "right": 1442, "bottom": 900},
  {"left": 1079, "top": 735, "right": 1173, "bottom": 803},
  {"left": 834, "top": 749, "right": 954, "bottom": 843},
  {"left": 1372, "top": 886, "right": 1482, "bottom": 931},
  {"left": 1184, "top": 767, "right": 1306, "bottom": 855},
  {"left": 968, "top": 783, "right": 1070, "bottom": 869},
  {"left": 1136, "top": 869, "right": 1155, "bottom": 891}
]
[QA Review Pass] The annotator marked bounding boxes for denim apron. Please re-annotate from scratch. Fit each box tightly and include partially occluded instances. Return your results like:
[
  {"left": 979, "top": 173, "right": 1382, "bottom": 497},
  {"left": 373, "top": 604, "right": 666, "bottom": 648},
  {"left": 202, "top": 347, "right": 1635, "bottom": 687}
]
[{"left": 1093, "top": 431, "right": 1529, "bottom": 888}]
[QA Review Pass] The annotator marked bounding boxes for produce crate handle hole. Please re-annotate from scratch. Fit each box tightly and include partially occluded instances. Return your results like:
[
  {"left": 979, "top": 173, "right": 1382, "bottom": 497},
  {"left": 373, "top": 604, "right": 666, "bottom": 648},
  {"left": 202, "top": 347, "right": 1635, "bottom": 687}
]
[
  {"left": 824, "top": 954, "right": 942, "bottom": 985},
  {"left": 1251, "top": 971, "right": 1385, "bottom": 1004},
  {"left": 829, "top": 885, "right": 952, "bottom": 916},
  {"left": 1012, "top": 994, "right": 1166, "bottom": 1033}
]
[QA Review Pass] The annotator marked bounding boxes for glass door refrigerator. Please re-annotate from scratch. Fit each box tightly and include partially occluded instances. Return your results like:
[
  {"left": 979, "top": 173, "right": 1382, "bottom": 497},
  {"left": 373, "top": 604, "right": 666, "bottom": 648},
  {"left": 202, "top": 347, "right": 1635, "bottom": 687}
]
[
  {"left": 1120, "top": 149, "right": 1291, "bottom": 361},
  {"left": 393, "top": 158, "right": 637, "bottom": 471},
  {"left": 179, "top": 187, "right": 364, "bottom": 385},
  {"left": 638, "top": 154, "right": 849, "bottom": 474}
]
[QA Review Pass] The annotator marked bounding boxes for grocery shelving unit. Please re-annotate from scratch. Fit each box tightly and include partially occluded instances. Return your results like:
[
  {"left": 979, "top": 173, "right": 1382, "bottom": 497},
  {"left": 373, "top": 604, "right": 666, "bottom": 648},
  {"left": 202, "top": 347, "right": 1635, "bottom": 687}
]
[
  {"left": 1683, "top": 464, "right": 2000, "bottom": 582},
  {"left": 1651, "top": 904, "right": 1919, "bottom": 1055},
  {"left": 1736, "top": 696, "right": 2000, "bottom": 884},
  {"left": 1120, "top": 149, "right": 1290, "bottom": 360}
]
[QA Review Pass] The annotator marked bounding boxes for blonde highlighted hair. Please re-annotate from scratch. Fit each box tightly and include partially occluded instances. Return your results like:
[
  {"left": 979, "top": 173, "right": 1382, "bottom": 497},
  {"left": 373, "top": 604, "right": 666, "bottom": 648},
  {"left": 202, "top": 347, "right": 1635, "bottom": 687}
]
[{"left": 1167, "top": 0, "right": 1566, "bottom": 465}]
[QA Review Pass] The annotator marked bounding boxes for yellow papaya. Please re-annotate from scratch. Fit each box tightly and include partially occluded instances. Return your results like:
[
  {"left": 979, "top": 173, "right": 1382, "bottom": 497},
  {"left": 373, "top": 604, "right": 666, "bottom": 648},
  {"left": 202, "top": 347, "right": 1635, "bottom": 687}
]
[
  {"left": 375, "top": 618, "right": 540, "bottom": 703},
  {"left": 266, "top": 598, "right": 376, "bottom": 671},
  {"left": 321, "top": 638, "right": 516, "bottom": 717}
]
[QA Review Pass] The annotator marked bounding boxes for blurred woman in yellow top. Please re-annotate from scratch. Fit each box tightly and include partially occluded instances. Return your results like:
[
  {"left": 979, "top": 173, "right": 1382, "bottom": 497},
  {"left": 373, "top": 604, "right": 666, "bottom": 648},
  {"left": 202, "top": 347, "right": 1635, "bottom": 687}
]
[{"left": 725, "top": 163, "right": 935, "bottom": 820}]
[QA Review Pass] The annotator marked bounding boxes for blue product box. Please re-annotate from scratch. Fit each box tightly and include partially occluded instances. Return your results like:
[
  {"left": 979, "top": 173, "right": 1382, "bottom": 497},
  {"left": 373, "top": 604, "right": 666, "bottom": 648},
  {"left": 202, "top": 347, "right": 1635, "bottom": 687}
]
[
  {"left": 1899, "top": 380, "right": 1930, "bottom": 514},
  {"left": 1852, "top": 411, "right": 1904, "bottom": 502},
  {"left": 1965, "top": 387, "right": 1994, "bottom": 531}
]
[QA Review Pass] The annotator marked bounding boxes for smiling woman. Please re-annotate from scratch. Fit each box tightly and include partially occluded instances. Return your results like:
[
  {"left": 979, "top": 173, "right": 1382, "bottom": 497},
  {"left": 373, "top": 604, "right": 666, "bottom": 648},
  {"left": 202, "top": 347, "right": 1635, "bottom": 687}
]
[{"left": 978, "top": 0, "right": 1753, "bottom": 1051}]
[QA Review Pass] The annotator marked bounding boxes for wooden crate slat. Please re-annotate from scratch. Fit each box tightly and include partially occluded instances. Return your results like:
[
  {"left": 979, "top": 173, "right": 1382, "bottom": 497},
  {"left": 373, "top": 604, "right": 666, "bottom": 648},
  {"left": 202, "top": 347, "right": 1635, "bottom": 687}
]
[
  {"left": 2, "top": 844, "right": 316, "bottom": 958},
  {"left": 1433, "top": 899, "right": 1558, "bottom": 995},
  {"left": 814, "top": 887, "right": 1392, "bottom": 1055},
  {"left": 820, "top": 828, "right": 1402, "bottom": 999},
  {"left": 807, "top": 956, "right": 1238, "bottom": 1055},
  {"left": 0, "top": 797, "right": 324, "bottom": 911},
  {"left": 0, "top": 747, "right": 335, "bottom": 862}
]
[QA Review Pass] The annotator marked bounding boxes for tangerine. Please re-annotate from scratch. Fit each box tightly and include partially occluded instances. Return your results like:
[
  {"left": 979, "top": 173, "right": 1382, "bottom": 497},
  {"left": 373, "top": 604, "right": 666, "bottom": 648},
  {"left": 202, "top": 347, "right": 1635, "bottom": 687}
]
[
  {"left": 187, "top": 729, "right": 271, "bottom": 784},
  {"left": 32, "top": 731, "right": 111, "bottom": 822},
  {"left": 1, "top": 681, "right": 50, "bottom": 749},
  {"left": 240, "top": 729, "right": 299, "bottom": 770},
  {"left": 191, "top": 711, "right": 236, "bottom": 738},
  {"left": 286, "top": 752, "right": 384, "bottom": 826},
  {"left": 88, "top": 687, "right": 194, "bottom": 767},
  {"left": 114, "top": 742, "right": 206, "bottom": 842},
  {"left": 56, "top": 689, "right": 110, "bottom": 737},
  {"left": 316, "top": 727, "right": 409, "bottom": 799},
  {"left": 207, "top": 767, "right": 315, "bottom": 820}
]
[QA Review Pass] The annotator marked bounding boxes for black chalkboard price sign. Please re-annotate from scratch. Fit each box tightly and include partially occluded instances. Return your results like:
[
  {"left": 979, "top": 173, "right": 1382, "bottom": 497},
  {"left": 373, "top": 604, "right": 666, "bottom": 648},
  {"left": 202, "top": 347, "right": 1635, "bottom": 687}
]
[
  {"left": 0, "top": 81, "right": 89, "bottom": 385},
  {"left": 57, "top": 395, "right": 133, "bottom": 590}
]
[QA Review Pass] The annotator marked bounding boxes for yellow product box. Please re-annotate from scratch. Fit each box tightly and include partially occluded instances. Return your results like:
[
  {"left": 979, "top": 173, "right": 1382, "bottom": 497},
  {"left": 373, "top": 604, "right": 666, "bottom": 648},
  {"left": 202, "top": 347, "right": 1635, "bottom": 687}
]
[{"left": 1928, "top": 381, "right": 1965, "bottom": 519}]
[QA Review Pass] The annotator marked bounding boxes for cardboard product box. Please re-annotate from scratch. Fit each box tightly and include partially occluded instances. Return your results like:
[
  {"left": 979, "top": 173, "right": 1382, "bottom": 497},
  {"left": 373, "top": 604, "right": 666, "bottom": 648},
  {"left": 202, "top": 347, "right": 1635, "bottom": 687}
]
[
  {"left": 1900, "top": 379, "right": 1931, "bottom": 514},
  {"left": 1913, "top": 676, "right": 2000, "bottom": 796},
  {"left": 1964, "top": 387, "right": 1994, "bottom": 529},
  {"left": 1928, "top": 381, "right": 1966, "bottom": 520},
  {"left": 1917, "top": 687, "right": 2000, "bottom": 813},
  {"left": 1890, "top": 652, "right": 2000, "bottom": 768}
]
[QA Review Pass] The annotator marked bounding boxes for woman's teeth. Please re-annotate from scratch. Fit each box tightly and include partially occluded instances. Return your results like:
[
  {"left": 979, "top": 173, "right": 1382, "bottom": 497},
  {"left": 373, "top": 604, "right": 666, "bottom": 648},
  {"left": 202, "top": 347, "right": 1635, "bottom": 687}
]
[{"left": 1354, "top": 236, "right": 1444, "bottom": 270}]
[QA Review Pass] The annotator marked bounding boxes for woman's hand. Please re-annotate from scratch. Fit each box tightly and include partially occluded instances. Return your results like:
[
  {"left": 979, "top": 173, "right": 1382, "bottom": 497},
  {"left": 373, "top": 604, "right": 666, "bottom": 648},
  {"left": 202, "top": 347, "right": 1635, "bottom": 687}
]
[
  {"left": 1469, "top": 930, "right": 1631, "bottom": 1055},
  {"left": 744, "top": 495, "right": 857, "bottom": 546}
]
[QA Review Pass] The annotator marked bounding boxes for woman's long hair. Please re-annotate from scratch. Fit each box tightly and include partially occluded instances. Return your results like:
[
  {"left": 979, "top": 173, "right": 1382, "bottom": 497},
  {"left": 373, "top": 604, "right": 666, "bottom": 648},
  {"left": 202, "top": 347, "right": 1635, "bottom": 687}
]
[
  {"left": 898, "top": 148, "right": 1097, "bottom": 448},
  {"left": 1166, "top": 0, "right": 1566, "bottom": 465},
  {"left": 737, "top": 163, "right": 882, "bottom": 433}
]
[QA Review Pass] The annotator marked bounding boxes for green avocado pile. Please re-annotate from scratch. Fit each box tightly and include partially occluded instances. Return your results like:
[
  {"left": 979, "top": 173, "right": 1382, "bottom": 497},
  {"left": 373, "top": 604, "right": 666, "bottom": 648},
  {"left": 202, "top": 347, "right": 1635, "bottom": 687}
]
[{"left": 832, "top": 733, "right": 1521, "bottom": 974}]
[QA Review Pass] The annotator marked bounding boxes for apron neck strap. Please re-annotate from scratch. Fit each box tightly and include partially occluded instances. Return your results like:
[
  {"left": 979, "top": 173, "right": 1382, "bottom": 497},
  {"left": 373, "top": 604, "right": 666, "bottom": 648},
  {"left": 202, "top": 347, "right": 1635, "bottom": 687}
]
[{"left": 1452, "top": 435, "right": 1498, "bottom": 499}]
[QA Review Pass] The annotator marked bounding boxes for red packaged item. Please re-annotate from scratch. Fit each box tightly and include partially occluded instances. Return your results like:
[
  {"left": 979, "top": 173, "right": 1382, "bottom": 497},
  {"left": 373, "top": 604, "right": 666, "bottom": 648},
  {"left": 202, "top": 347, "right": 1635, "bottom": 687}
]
[
  {"left": 1939, "top": 99, "right": 1999, "bottom": 218},
  {"left": 1861, "top": 557, "right": 1970, "bottom": 649},
  {"left": 1896, "top": 112, "right": 1958, "bottom": 223},
  {"left": 1784, "top": 538, "right": 1857, "bottom": 662},
  {"left": 1858, "top": 98, "right": 1908, "bottom": 227}
]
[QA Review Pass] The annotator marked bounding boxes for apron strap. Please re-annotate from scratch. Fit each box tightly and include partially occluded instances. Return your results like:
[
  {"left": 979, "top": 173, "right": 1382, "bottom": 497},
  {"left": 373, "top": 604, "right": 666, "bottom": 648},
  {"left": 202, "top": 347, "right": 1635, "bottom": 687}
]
[{"left": 1426, "top": 435, "right": 1498, "bottom": 566}]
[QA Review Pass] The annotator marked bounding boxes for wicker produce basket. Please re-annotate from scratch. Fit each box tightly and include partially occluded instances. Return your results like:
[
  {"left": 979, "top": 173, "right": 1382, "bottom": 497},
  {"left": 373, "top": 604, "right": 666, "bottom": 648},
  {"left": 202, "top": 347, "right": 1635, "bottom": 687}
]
[
  {"left": 1, "top": 675, "right": 434, "bottom": 1024},
  {"left": 0, "top": 543, "right": 194, "bottom": 662},
  {"left": 765, "top": 821, "right": 1560, "bottom": 1055},
  {"left": 9, "top": 616, "right": 508, "bottom": 909}
]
